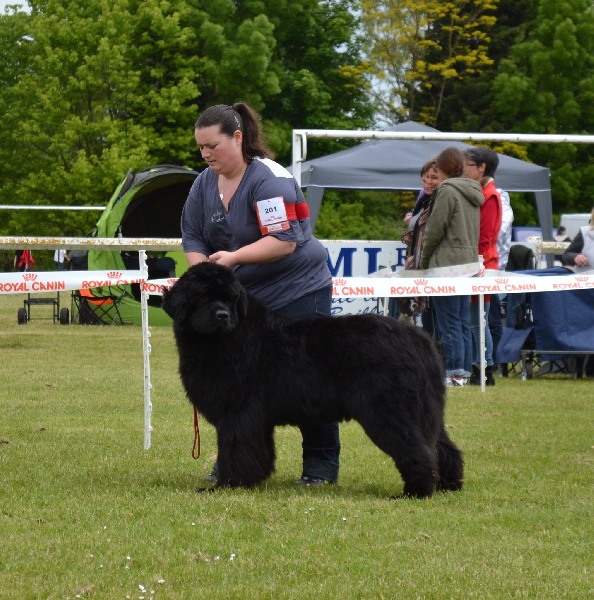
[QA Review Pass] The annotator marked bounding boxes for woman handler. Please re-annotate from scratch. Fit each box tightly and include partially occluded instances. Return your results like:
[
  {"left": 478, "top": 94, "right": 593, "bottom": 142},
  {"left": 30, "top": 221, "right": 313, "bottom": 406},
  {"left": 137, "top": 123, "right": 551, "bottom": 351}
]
[{"left": 181, "top": 102, "right": 339, "bottom": 486}]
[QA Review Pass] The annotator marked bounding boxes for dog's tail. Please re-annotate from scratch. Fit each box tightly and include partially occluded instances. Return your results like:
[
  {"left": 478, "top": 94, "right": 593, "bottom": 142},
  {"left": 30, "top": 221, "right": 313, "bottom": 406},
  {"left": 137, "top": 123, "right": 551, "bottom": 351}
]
[{"left": 436, "top": 428, "right": 464, "bottom": 492}]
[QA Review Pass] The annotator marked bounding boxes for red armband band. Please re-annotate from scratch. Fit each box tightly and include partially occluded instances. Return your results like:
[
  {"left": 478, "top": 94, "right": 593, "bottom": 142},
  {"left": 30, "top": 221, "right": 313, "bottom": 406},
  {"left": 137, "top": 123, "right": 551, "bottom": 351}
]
[{"left": 284, "top": 202, "right": 310, "bottom": 221}]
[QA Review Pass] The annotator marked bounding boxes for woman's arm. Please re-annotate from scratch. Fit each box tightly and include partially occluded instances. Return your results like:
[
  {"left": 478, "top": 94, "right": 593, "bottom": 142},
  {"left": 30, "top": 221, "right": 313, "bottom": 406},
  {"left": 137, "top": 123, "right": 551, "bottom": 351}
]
[
  {"left": 208, "top": 237, "right": 296, "bottom": 268},
  {"left": 561, "top": 230, "right": 584, "bottom": 266},
  {"left": 184, "top": 252, "right": 209, "bottom": 266}
]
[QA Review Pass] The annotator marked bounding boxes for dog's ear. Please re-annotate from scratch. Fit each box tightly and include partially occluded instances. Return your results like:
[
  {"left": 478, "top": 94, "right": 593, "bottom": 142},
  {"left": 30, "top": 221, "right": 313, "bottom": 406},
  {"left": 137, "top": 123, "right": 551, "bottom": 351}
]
[
  {"left": 237, "top": 285, "right": 248, "bottom": 318},
  {"left": 162, "top": 283, "right": 188, "bottom": 322}
]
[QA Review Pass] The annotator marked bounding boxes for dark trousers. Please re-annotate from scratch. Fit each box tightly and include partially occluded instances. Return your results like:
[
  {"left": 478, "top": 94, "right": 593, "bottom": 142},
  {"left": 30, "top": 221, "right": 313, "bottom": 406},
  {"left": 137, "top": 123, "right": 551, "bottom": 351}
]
[
  {"left": 276, "top": 287, "right": 341, "bottom": 482},
  {"left": 489, "top": 294, "right": 503, "bottom": 363}
]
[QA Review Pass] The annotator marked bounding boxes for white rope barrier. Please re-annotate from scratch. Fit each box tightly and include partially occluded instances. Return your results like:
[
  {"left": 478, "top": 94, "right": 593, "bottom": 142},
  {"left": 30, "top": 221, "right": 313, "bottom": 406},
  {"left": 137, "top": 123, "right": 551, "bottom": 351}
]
[
  {"left": 330, "top": 271, "right": 594, "bottom": 297},
  {"left": 0, "top": 269, "right": 146, "bottom": 293},
  {"left": 143, "top": 268, "right": 594, "bottom": 298}
]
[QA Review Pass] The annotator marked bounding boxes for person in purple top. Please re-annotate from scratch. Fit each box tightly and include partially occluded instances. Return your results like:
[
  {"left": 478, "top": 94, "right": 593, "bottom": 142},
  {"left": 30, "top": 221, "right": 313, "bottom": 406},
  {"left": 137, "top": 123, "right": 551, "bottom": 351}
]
[{"left": 181, "top": 102, "right": 340, "bottom": 486}]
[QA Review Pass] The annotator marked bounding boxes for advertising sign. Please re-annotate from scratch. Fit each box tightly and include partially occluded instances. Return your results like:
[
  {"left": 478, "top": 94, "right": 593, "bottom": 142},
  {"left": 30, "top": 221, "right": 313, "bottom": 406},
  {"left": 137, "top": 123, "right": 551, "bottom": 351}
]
[{"left": 322, "top": 240, "right": 407, "bottom": 315}]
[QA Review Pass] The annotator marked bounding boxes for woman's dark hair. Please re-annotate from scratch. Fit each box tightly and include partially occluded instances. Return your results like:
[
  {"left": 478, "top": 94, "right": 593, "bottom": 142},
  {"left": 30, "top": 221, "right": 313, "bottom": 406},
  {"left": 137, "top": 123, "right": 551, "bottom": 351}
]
[
  {"left": 195, "top": 102, "right": 274, "bottom": 161},
  {"left": 435, "top": 147, "right": 465, "bottom": 179},
  {"left": 463, "top": 146, "right": 499, "bottom": 178}
]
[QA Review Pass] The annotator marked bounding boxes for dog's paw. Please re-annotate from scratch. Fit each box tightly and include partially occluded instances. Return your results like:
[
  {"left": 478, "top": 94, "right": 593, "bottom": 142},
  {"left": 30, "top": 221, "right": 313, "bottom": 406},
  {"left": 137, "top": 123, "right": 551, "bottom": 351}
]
[{"left": 196, "top": 485, "right": 217, "bottom": 494}]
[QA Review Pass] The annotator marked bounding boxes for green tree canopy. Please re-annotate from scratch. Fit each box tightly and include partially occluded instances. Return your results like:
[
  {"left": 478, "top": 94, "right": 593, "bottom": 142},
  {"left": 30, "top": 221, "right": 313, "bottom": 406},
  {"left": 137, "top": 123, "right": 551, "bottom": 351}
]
[
  {"left": 437, "top": 0, "right": 594, "bottom": 219},
  {"left": 489, "top": 0, "right": 594, "bottom": 214},
  {"left": 0, "top": 0, "right": 372, "bottom": 237},
  {"left": 360, "top": 0, "right": 498, "bottom": 125}
]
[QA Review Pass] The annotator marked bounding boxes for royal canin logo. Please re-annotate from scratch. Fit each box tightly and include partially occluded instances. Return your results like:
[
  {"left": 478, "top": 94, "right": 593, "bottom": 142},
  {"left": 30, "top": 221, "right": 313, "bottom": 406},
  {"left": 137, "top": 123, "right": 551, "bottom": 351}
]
[
  {"left": 333, "top": 278, "right": 347, "bottom": 286},
  {"left": 495, "top": 278, "right": 508, "bottom": 285},
  {"left": 167, "top": 278, "right": 178, "bottom": 286},
  {"left": 107, "top": 271, "right": 122, "bottom": 278},
  {"left": 414, "top": 278, "right": 428, "bottom": 286},
  {"left": 576, "top": 276, "right": 589, "bottom": 282},
  {"left": 22, "top": 273, "right": 37, "bottom": 281}
]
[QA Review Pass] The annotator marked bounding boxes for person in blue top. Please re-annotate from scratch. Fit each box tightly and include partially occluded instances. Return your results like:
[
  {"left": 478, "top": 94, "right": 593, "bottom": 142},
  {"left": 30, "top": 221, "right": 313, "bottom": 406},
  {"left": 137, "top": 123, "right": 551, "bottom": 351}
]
[{"left": 181, "top": 102, "right": 340, "bottom": 486}]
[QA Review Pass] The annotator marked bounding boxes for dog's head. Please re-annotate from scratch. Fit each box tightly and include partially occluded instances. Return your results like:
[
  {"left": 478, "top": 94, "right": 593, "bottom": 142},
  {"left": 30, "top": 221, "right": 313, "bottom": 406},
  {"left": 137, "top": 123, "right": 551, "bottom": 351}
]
[{"left": 162, "top": 263, "right": 248, "bottom": 335}]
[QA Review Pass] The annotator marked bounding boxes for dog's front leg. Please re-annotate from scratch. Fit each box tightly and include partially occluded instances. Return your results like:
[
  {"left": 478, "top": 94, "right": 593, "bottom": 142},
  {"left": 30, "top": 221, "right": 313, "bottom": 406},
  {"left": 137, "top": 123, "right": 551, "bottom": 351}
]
[{"left": 215, "top": 418, "right": 276, "bottom": 488}]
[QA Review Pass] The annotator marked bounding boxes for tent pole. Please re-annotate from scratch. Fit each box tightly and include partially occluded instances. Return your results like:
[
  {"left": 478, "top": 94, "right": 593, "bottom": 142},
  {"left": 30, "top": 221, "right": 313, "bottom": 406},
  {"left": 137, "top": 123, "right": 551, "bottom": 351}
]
[{"left": 140, "top": 250, "right": 153, "bottom": 450}]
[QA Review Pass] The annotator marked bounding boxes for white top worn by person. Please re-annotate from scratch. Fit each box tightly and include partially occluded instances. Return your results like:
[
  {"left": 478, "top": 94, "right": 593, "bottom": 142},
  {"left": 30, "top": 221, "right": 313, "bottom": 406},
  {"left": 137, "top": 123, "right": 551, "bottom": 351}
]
[{"left": 496, "top": 190, "right": 513, "bottom": 270}]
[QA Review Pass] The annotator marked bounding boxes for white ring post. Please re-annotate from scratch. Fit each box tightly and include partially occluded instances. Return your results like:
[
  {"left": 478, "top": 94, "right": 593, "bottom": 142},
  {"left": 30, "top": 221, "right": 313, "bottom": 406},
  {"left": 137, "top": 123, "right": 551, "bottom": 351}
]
[{"left": 139, "top": 250, "right": 153, "bottom": 450}]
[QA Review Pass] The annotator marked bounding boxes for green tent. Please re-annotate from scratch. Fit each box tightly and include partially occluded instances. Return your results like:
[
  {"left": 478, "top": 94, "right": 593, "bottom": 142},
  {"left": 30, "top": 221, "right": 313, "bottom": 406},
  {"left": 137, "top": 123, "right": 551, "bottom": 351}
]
[{"left": 88, "top": 164, "right": 199, "bottom": 325}]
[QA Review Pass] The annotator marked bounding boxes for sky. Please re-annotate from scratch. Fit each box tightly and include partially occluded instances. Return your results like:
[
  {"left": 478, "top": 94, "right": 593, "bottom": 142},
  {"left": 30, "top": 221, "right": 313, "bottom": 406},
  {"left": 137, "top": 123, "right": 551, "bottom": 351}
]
[{"left": 0, "top": 1, "right": 30, "bottom": 13}]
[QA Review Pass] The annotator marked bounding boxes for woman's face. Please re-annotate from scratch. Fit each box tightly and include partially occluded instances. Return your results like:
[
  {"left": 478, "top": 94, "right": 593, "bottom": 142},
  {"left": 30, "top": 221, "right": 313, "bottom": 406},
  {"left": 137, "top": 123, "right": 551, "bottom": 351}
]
[
  {"left": 422, "top": 167, "right": 440, "bottom": 194},
  {"left": 195, "top": 125, "right": 243, "bottom": 174}
]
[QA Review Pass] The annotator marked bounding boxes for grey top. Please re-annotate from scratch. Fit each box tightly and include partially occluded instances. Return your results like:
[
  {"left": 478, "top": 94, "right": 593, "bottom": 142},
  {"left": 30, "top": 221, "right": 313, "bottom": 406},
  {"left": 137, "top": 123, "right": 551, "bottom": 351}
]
[{"left": 181, "top": 157, "right": 331, "bottom": 310}]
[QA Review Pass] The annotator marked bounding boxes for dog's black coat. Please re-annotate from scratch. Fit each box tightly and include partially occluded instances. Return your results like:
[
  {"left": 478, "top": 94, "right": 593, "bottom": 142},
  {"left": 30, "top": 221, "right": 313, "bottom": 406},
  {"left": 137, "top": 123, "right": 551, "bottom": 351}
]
[{"left": 162, "top": 262, "right": 463, "bottom": 498}]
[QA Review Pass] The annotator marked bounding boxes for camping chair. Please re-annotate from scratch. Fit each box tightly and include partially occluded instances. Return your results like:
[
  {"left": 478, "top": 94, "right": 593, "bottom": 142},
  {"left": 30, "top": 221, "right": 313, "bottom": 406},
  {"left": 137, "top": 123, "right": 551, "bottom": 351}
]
[
  {"left": 71, "top": 287, "right": 127, "bottom": 325},
  {"left": 497, "top": 244, "right": 538, "bottom": 375}
]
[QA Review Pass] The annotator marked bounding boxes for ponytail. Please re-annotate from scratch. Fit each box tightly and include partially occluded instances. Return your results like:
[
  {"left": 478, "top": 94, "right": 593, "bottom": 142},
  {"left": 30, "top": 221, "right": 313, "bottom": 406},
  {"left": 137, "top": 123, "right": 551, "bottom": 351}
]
[{"left": 195, "top": 102, "right": 274, "bottom": 162}]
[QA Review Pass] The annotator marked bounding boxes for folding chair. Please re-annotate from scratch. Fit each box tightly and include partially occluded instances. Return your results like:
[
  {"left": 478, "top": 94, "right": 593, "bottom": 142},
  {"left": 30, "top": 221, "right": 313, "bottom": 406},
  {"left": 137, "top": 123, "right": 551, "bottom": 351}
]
[{"left": 71, "top": 288, "right": 127, "bottom": 325}]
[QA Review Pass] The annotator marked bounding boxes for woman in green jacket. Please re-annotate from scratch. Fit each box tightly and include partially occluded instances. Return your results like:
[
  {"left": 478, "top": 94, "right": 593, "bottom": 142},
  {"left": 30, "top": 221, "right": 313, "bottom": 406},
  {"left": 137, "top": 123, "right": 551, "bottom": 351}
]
[{"left": 420, "top": 147, "right": 484, "bottom": 386}]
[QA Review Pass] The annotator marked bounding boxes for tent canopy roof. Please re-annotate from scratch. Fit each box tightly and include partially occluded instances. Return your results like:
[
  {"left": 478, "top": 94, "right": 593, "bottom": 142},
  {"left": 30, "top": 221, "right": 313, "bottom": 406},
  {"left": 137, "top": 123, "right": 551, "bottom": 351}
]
[
  {"left": 94, "top": 164, "right": 199, "bottom": 239},
  {"left": 299, "top": 121, "right": 551, "bottom": 193}
]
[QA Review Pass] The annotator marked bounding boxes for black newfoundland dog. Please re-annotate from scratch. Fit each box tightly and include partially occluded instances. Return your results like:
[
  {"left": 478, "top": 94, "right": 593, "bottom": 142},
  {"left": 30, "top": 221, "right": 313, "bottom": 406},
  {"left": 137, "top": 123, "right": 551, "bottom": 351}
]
[{"left": 162, "top": 262, "right": 463, "bottom": 498}]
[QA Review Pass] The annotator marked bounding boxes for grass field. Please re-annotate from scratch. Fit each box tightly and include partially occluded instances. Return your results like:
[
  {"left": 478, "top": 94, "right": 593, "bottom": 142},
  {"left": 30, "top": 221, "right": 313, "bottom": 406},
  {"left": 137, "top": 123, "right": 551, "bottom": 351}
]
[{"left": 1, "top": 291, "right": 592, "bottom": 599}]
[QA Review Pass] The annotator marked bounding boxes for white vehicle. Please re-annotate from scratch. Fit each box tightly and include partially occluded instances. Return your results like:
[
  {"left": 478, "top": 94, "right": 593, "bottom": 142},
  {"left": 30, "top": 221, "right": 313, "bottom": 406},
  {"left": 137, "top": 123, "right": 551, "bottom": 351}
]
[{"left": 560, "top": 213, "right": 591, "bottom": 240}]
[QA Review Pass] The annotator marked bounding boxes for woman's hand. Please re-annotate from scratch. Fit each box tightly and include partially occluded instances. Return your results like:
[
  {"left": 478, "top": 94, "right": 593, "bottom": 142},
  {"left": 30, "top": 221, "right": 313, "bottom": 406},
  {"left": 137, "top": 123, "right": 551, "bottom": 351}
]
[
  {"left": 209, "top": 237, "right": 296, "bottom": 268},
  {"left": 574, "top": 253, "right": 589, "bottom": 267},
  {"left": 208, "top": 251, "right": 236, "bottom": 268}
]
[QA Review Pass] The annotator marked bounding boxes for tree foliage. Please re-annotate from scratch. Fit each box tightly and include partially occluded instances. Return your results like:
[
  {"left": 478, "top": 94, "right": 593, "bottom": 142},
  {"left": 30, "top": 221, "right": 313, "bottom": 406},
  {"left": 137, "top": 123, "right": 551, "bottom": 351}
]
[
  {"left": 360, "top": 0, "right": 498, "bottom": 125},
  {"left": 489, "top": 0, "right": 594, "bottom": 214},
  {"left": 437, "top": 0, "right": 594, "bottom": 219},
  {"left": 314, "top": 190, "right": 409, "bottom": 241},
  {"left": 0, "top": 0, "right": 372, "bottom": 237},
  {"left": 437, "top": 0, "right": 538, "bottom": 132}
]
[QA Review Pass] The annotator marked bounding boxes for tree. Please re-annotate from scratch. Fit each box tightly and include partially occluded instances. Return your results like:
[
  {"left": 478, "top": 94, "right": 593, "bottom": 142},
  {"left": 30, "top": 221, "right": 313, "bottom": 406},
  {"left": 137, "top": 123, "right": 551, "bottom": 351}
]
[
  {"left": 436, "top": 0, "right": 539, "bottom": 132},
  {"left": 360, "top": 0, "right": 498, "bottom": 125},
  {"left": 490, "top": 0, "right": 594, "bottom": 215},
  {"left": 193, "top": 0, "right": 374, "bottom": 161},
  {"left": 0, "top": 0, "right": 372, "bottom": 236},
  {"left": 0, "top": 0, "right": 206, "bottom": 235}
]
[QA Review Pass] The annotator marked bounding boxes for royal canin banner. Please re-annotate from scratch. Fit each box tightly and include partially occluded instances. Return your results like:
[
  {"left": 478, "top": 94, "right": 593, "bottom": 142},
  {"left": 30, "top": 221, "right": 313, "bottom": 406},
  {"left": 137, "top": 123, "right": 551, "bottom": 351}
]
[
  {"left": 141, "top": 268, "right": 594, "bottom": 298},
  {"left": 331, "top": 271, "right": 594, "bottom": 298},
  {"left": 0, "top": 270, "right": 146, "bottom": 295},
  {"left": 141, "top": 278, "right": 179, "bottom": 295}
]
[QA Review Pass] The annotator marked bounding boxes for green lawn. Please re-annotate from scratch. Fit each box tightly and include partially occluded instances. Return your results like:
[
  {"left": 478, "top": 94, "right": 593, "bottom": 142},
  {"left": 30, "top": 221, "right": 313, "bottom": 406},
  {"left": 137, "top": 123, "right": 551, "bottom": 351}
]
[{"left": 0, "top": 292, "right": 592, "bottom": 599}]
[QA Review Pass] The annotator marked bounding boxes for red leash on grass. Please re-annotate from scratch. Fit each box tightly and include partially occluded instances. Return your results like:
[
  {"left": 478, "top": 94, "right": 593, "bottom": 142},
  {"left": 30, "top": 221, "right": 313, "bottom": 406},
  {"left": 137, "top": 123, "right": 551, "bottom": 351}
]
[{"left": 192, "top": 406, "right": 201, "bottom": 459}]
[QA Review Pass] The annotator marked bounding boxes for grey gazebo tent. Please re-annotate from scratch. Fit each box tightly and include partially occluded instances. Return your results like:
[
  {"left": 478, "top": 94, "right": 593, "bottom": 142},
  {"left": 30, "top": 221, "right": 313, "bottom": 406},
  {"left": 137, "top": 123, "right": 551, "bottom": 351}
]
[{"left": 297, "top": 121, "right": 553, "bottom": 245}]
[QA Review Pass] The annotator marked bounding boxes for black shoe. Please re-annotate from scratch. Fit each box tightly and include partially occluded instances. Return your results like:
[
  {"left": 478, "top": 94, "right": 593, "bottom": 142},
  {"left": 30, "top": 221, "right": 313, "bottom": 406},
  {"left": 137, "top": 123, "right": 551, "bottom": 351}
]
[
  {"left": 485, "top": 366, "right": 496, "bottom": 386},
  {"left": 293, "top": 476, "right": 336, "bottom": 487},
  {"left": 204, "top": 462, "right": 218, "bottom": 483},
  {"left": 468, "top": 364, "right": 481, "bottom": 386}
]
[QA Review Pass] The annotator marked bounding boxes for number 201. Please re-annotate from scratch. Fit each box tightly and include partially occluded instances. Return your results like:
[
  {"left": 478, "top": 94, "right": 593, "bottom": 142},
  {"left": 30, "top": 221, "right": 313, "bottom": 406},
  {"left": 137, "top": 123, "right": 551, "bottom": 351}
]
[{"left": 265, "top": 207, "right": 277, "bottom": 214}]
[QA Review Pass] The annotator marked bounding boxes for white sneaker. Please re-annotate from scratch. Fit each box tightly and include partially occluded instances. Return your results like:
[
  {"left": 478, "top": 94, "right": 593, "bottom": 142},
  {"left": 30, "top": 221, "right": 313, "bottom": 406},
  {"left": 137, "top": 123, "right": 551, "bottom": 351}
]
[{"left": 446, "top": 377, "right": 465, "bottom": 387}]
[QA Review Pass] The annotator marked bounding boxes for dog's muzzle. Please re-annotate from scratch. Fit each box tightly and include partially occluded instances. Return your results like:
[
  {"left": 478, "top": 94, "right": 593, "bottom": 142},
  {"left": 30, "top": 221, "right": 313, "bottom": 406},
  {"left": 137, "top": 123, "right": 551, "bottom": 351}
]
[{"left": 215, "top": 308, "right": 231, "bottom": 323}]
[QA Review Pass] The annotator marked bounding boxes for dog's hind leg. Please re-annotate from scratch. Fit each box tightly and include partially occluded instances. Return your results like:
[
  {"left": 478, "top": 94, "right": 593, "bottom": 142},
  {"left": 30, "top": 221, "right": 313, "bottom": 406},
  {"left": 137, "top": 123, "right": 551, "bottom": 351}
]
[
  {"left": 215, "top": 421, "right": 276, "bottom": 488},
  {"left": 390, "top": 440, "right": 439, "bottom": 499},
  {"left": 435, "top": 428, "right": 464, "bottom": 492},
  {"left": 355, "top": 416, "right": 438, "bottom": 498}
]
